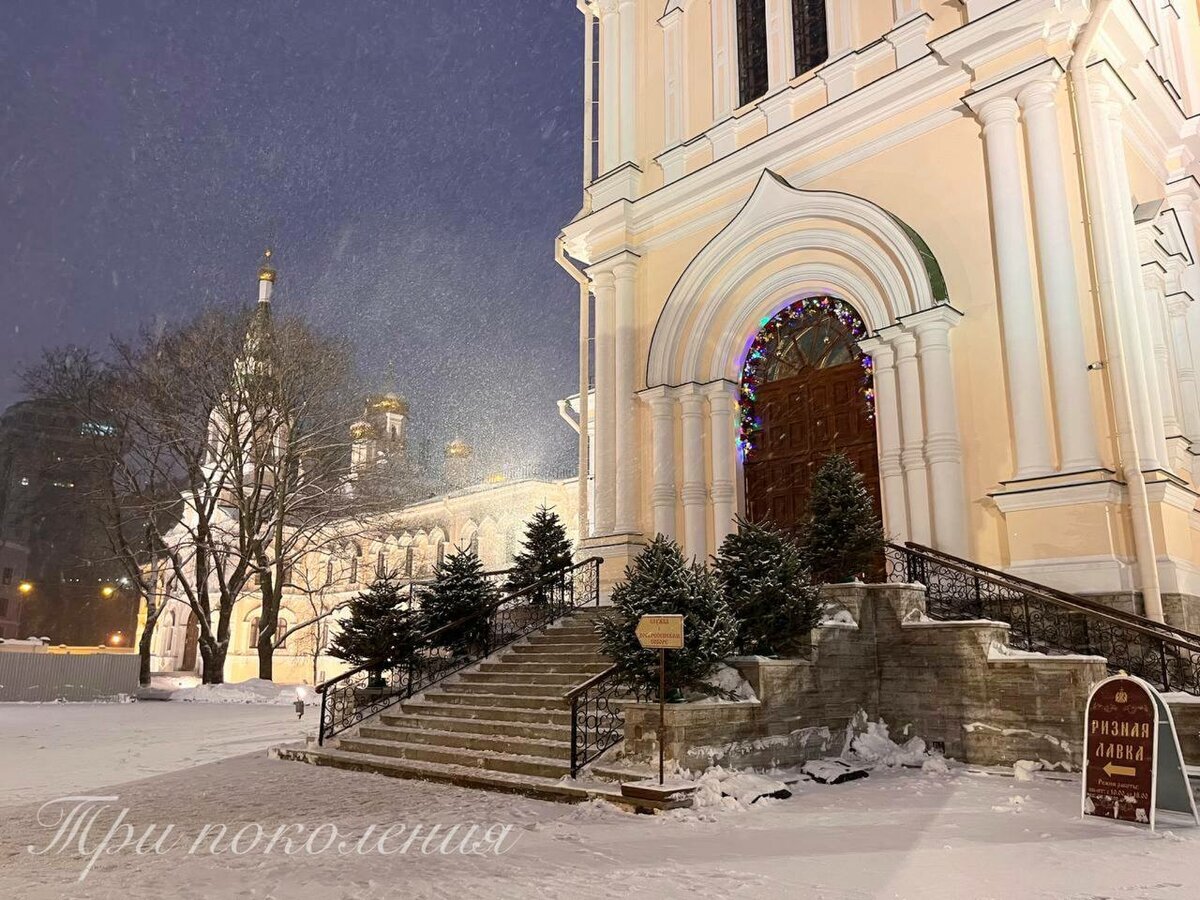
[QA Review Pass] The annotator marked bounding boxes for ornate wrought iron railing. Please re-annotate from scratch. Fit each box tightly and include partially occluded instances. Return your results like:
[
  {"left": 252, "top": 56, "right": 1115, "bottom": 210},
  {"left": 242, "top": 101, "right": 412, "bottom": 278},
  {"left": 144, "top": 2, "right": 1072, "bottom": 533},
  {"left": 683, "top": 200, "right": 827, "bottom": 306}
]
[
  {"left": 316, "top": 557, "right": 602, "bottom": 745},
  {"left": 565, "top": 664, "right": 631, "bottom": 778},
  {"left": 884, "top": 542, "right": 1200, "bottom": 695}
]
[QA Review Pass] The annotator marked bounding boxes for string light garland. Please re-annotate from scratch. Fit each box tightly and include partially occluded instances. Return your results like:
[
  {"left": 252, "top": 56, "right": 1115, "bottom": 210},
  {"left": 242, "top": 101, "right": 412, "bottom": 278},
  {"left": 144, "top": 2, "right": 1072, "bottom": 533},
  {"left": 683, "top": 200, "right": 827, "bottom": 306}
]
[{"left": 737, "top": 296, "right": 874, "bottom": 458}]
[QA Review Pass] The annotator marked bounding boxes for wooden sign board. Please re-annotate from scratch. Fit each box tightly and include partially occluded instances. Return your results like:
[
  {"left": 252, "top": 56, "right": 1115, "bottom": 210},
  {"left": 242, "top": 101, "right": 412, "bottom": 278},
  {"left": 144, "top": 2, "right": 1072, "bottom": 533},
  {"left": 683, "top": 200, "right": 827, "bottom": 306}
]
[
  {"left": 1082, "top": 674, "right": 1199, "bottom": 830},
  {"left": 635, "top": 614, "right": 685, "bottom": 650}
]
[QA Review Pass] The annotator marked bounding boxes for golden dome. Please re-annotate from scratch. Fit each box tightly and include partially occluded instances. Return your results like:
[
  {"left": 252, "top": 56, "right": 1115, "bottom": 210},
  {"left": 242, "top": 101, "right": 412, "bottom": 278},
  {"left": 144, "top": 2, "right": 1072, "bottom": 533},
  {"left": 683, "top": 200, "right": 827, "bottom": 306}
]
[
  {"left": 445, "top": 438, "right": 472, "bottom": 459},
  {"left": 368, "top": 392, "right": 409, "bottom": 415},
  {"left": 350, "top": 421, "right": 375, "bottom": 440},
  {"left": 258, "top": 248, "right": 276, "bottom": 283}
]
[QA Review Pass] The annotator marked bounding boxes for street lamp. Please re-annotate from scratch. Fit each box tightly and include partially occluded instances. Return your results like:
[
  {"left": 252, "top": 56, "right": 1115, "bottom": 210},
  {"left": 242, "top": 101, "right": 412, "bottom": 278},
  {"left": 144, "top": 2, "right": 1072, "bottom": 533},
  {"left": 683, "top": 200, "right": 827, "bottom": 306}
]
[
  {"left": 108, "top": 631, "right": 124, "bottom": 646},
  {"left": 18, "top": 581, "right": 33, "bottom": 595},
  {"left": 100, "top": 585, "right": 116, "bottom": 599}
]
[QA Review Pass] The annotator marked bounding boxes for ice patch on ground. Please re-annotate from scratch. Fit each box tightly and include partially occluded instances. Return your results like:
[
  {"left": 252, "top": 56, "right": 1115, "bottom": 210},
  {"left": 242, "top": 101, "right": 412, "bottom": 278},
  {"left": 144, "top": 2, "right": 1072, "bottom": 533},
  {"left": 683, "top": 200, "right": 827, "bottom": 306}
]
[{"left": 169, "top": 678, "right": 317, "bottom": 705}]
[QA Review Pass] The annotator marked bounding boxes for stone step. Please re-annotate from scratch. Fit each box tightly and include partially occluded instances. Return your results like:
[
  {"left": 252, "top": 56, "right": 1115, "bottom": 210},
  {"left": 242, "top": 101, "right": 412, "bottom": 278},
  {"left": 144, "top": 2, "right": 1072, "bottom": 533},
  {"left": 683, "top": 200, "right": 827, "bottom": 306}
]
[
  {"left": 381, "top": 712, "right": 571, "bottom": 742},
  {"left": 535, "top": 626, "right": 599, "bottom": 638},
  {"left": 441, "top": 680, "right": 574, "bottom": 698},
  {"left": 478, "top": 660, "right": 609, "bottom": 675},
  {"left": 421, "top": 690, "right": 566, "bottom": 710},
  {"left": 359, "top": 723, "right": 571, "bottom": 759},
  {"left": 504, "top": 647, "right": 608, "bottom": 662},
  {"left": 274, "top": 745, "right": 603, "bottom": 804},
  {"left": 511, "top": 640, "right": 602, "bottom": 652},
  {"left": 457, "top": 670, "right": 590, "bottom": 687},
  {"left": 398, "top": 699, "right": 572, "bottom": 725},
  {"left": 336, "top": 736, "right": 572, "bottom": 779}
]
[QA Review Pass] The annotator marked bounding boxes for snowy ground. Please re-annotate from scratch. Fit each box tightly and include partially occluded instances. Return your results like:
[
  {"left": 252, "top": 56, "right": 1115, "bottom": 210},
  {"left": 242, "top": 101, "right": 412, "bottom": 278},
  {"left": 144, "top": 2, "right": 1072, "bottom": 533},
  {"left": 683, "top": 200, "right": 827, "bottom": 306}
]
[{"left": 1, "top": 703, "right": 1198, "bottom": 899}]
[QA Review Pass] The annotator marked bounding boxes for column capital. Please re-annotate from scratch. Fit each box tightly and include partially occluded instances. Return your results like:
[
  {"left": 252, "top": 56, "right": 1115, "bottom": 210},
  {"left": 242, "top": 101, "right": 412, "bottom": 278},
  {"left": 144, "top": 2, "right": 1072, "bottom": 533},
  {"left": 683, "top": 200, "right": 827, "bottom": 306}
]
[
  {"left": 638, "top": 384, "right": 676, "bottom": 411},
  {"left": 902, "top": 304, "right": 965, "bottom": 335},
  {"left": 596, "top": 0, "right": 619, "bottom": 17},
  {"left": 658, "top": 0, "right": 695, "bottom": 26},
  {"left": 587, "top": 248, "right": 641, "bottom": 278},
  {"left": 675, "top": 383, "right": 708, "bottom": 411},
  {"left": 700, "top": 379, "right": 738, "bottom": 406},
  {"left": 963, "top": 58, "right": 1063, "bottom": 120}
]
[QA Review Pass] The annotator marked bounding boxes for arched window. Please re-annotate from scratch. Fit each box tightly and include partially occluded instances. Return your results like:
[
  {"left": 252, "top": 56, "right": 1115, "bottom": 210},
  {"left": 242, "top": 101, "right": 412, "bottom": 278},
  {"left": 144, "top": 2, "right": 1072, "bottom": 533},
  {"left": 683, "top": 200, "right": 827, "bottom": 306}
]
[
  {"left": 276, "top": 617, "right": 288, "bottom": 649},
  {"left": 736, "top": 0, "right": 769, "bottom": 107},
  {"left": 348, "top": 555, "right": 358, "bottom": 584},
  {"left": 376, "top": 549, "right": 386, "bottom": 578},
  {"left": 248, "top": 616, "right": 260, "bottom": 650},
  {"left": 791, "top": 0, "right": 828, "bottom": 75},
  {"left": 325, "top": 560, "right": 334, "bottom": 587}
]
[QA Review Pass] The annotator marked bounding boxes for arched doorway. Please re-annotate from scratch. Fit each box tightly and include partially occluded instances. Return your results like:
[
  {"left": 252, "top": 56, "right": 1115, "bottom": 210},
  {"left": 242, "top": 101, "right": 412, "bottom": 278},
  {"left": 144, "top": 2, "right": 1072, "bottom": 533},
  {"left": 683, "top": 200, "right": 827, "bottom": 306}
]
[{"left": 739, "top": 296, "right": 880, "bottom": 532}]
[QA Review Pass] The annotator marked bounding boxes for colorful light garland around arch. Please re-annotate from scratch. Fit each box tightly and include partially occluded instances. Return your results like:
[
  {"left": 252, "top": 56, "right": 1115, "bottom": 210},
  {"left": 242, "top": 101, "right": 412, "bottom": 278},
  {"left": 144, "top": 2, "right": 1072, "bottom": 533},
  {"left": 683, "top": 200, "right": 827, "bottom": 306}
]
[{"left": 737, "top": 295, "right": 874, "bottom": 458}]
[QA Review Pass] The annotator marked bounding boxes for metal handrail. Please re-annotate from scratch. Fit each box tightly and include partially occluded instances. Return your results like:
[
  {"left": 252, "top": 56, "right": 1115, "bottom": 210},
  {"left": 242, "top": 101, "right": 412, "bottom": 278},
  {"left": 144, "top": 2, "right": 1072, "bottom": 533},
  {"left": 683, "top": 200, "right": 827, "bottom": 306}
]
[
  {"left": 903, "top": 541, "right": 1200, "bottom": 646},
  {"left": 316, "top": 556, "right": 603, "bottom": 744},
  {"left": 565, "top": 663, "right": 627, "bottom": 778},
  {"left": 564, "top": 662, "right": 619, "bottom": 704},
  {"left": 315, "top": 558, "right": 601, "bottom": 695},
  {"left": 889, "top": 542, "right": 1200, "bottom": 655}
]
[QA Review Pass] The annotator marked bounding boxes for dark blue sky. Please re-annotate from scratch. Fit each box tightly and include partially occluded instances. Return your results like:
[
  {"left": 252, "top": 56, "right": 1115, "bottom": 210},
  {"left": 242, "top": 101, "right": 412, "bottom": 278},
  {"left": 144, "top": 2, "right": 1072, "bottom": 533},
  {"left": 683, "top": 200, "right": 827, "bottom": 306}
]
[{"left": 0, "top": 0, "right": 584, "bottom": 474}]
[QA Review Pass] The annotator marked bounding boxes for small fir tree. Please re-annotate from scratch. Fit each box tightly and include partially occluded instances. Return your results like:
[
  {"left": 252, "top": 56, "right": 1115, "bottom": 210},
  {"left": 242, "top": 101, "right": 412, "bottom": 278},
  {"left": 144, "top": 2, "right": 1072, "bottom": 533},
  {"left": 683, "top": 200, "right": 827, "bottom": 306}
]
[
  {"left": 505, "top": 505, "right": 574, "bottom": 602},
  {"left": 801, "top": 452, "right": 885, "bottom": 584},
  {"left": 714, "top": 518, "right": 823, "bottom": 656},
  {"left": 327, "top": 575, "right": 422, "bottom": 688},
  {"left": 418, "top": 546, "right": 499, "bottom": 656},
  {"left": 598, "top": 536, "right": 737, "bottom": 699}
]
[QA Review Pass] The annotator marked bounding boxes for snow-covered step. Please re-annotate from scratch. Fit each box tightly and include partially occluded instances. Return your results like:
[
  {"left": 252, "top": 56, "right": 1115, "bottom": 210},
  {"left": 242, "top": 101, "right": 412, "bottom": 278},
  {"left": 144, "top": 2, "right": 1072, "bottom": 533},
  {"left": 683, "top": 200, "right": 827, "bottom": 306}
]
[
  {"left": 383, "top": 713, "right": 571, "bottom": 742},
  {"left": 457, "top": 670, "right": 592, "bottom": 687},
  {"left": 335, "top": 736, "right": 573, "bottom": 779},
  {"left": 441, "top": 680, "right": 580, "bottom": 697},
  {"left": 422, "top": 690, "right": 567, "bottom": 710},
  {"left": 397, "top": 700, "right": 572, "bottom": 726},
  {"left": 358, "top": 723, "right": 571, "bottom": 758},
  {"left": 478, "top": 660, "right": 610, "bottom": 675},
  {"left": 508, "top": 642, "right": 604, "bottom": 655}
]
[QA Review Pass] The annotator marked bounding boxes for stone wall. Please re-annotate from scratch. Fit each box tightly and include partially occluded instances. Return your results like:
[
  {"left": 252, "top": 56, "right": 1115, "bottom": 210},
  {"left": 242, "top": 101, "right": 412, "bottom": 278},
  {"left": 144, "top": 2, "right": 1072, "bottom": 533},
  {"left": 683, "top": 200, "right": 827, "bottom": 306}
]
[{"left": 622, "top": 584, "right": 1112, "bottom": 771}]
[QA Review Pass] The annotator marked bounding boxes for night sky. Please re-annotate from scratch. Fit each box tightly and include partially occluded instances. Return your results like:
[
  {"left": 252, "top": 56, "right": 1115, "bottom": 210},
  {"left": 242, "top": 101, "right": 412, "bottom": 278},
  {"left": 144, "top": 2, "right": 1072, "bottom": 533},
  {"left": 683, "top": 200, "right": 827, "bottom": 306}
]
[{"left": 0, "top": 1, "right": 584, "bottom": 474}]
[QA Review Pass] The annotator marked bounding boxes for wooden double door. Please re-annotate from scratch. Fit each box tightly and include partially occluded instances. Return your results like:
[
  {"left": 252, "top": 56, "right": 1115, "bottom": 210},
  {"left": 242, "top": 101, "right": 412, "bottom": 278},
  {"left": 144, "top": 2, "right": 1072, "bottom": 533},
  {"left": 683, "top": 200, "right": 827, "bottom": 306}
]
[{"left": 743, "top": 359, "right": 881, "bottom": 532}]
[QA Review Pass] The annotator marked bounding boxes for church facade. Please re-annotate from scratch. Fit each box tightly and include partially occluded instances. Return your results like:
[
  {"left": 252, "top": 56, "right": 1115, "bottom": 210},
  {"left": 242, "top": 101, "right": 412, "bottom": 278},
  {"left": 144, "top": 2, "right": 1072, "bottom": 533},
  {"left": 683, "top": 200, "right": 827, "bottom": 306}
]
[{"left": 558, "top": 1, "right": 1200, "bottom": 628}]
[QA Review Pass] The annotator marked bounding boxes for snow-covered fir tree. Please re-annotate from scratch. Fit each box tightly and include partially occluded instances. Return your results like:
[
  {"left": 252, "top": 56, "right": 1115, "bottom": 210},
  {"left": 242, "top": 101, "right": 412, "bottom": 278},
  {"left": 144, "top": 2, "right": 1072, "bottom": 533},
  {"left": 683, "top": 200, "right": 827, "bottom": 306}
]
[
  {"left": 505, "top": 504, "right": 574, "bottom": 602},
  {"left": 418, "top": 546, "right": 499, "bottom": 656},
  {"left": 801, "top": 452, "right": 885, "bottom": 584},
  {"left": 714, "top": 518, "right": 822, "bottom": 656},
  {"left": 327, "top": 575, "right": 422, "bottom": 687},
  {"left": 598, "top": 535, "right": 737, "bottom": 698}
]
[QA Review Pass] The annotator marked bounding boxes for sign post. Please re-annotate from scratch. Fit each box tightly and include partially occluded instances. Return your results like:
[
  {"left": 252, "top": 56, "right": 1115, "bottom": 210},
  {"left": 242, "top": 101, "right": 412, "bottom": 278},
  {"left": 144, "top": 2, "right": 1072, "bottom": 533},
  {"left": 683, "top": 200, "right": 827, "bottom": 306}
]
[
  {"left": 634, "top": 614, "right": 685, "bottom": 786},
  {"left": 1082, "top": 673, "right": 1198, "bottom": 830}
]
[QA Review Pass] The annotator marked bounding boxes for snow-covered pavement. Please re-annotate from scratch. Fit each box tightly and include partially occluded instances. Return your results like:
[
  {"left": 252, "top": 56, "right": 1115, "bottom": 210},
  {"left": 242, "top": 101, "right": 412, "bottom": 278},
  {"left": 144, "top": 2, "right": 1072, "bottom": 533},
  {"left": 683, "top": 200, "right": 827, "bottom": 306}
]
[
  {"left": 1, "top": 702, "right": 1198, "bottom": 899},
  {"left": 0, "top": 701, "right": 311, "bottom": 806}
]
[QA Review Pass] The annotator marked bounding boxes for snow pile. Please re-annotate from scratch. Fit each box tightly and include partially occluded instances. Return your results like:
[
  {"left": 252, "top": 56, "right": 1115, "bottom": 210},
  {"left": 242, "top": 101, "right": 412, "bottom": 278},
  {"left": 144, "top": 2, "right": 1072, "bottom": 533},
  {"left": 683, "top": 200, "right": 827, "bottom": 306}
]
[
  {"left": 170, "top": 678, "right": 317, "bottom": 706},
  {"left": 849, "top": 719, "right": 929, "bottom": 768},
  {"left": 819, "top": 608, "right": 857, "bottom": 626},
  {"left": 1013, "top": 759, "right": 1042, "bottom": 782},
  {"left": 690, "top": 766, "right": 790, "bottom": 810},
  {"left": 701, "top": 664, "right": 758, "bottom": 702}
]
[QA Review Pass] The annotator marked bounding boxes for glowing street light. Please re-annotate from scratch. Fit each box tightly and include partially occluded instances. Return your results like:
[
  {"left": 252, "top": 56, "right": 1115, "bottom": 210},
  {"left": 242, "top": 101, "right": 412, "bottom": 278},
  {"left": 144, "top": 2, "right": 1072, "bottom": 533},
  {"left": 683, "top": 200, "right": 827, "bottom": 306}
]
[
  {"left": 100, "top": 585, "right": 116, "bottom": 598},
  {"left": 18, "top": 581, "right": 33, "bottom": 595},
  {"left": 108, "top": 632, "right": 124, "bottom": 646}
]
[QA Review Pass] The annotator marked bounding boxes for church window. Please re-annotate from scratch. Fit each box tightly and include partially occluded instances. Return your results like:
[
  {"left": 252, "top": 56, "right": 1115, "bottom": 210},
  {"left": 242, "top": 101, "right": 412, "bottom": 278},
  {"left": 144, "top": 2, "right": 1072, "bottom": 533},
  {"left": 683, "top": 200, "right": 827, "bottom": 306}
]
[
  {"left": 736, "top": 0, "right": 769, "bottom": 107},
  {"left": 791, "top": 0, "right": 828, "bottom": 75},
  {"left": 276, "top": 618, "right": 287, "bottom": 649},
  {"left": 435, "top": 541, "right": 445, "bottom": 567},
  {"left": 249, "top": 616, "right": 260, "bottom": 650},
  {"left": 325, "top": 560, "right": 334, "bottom": 586},
  {"left": 376, "top": 550, "right": 386, "bottom": 578},
  {"left": 405, "top": 546, "right": 414, "bottom": 576},
  {"left": 348, "top": 555, "right": 358, "bottom": 584}
]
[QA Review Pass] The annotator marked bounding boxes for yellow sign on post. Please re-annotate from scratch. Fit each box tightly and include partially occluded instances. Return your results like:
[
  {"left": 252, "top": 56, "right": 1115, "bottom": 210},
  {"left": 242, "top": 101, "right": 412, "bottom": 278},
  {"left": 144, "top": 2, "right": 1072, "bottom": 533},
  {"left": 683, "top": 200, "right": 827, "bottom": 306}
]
[{"left": 635, "top": 614, "right": 685, "bottom": 650}]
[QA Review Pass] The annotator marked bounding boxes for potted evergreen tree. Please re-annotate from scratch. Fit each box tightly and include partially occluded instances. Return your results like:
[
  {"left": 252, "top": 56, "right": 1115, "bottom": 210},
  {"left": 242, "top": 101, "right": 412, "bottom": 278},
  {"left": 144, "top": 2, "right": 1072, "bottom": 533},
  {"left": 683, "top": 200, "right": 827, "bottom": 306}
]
[
  {"left": 714, "top": 518, "right": 823, "bottom": 657},
  {"left": 800, "top": 452, "right": 886, "bottom": 584},
  {"left": 419, "top": 546, "right": 500, "bottom": 658},
  {"left": 598, "top": 535, "right": 737, "bottom": 700},
  {"left": 327, "top": 575, "right": 422, "bottom": 694}
]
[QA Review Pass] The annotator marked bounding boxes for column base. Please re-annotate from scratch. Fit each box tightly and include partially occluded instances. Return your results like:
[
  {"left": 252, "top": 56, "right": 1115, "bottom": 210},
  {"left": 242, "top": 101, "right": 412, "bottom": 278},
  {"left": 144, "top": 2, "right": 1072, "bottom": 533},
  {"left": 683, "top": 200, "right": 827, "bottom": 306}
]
[{"left": 578, "top": 533, "right": 647, "bottom": 602}]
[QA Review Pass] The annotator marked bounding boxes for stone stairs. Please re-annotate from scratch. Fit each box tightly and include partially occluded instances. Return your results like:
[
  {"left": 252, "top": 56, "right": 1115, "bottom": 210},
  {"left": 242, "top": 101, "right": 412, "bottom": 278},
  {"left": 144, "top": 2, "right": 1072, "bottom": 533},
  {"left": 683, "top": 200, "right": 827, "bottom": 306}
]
[{"left": 275, "top": 606, "right": 641, "bottom": 802}]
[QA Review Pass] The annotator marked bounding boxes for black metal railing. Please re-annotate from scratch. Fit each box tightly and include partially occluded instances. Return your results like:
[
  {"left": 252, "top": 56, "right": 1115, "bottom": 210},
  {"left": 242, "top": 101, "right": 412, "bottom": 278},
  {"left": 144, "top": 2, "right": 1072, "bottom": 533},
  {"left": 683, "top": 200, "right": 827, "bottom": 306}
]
[
  {"left": 316, "top": 557, "right": 602, "bottom": 744},
  {"left": 884, "top": 542, "right": 1200, "bottom": 695},
  {"left": 566, "top": 664, "right": 630, "bottom": 778}
]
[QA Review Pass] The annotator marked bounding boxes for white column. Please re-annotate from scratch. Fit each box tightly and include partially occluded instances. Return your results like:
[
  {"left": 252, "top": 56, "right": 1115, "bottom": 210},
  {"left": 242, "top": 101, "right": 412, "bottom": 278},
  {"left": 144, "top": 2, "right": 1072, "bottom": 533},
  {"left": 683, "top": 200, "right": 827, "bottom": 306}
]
[
  {"left": 598, "top": 0, "right": 621, "bottom": 173},
  {"left": 678, "top": 385, "right": 708, "bottom": 559},
  {"left": 892, "top": 329, "right": 933, "bottom": 545},
  {"left": 892, "top": 0, "right": 922, "bottom": 24},
  {"left": 643, "top": 387, "right": 677, "bottom": 540},
  {"left": 591, "top": 269, "right": 617, "bottom": 534},
  {"left": 617, "top": 0, "right": 638, "bottom": 164},
  {"left": 660, "top": 5, "right": 686, "bottom": 149},
  {"left": 1017, "top": 78, "right": 1101, "bottom": 471},
  {"left": 705, "top": 382, "right": 739, "bottom": 550},
  {"left": 859, "top": 337, "right": 908, "bottom": 542},
  {"left": 825, "top": 0, "right": 855, "bottom": 60},
  {"left": 1094, "top": 90, "right": 1167, "bottom": 470},
  {"left": 710, "top": 0, "right": 737, "bottom": 121},
  {"left": 974, "top": 95, "right": 1055, "bottom": 478},
  {"left": 766, "top": 0, "right": 795, "bottom": 89},
  {"left": 1143, "top": 272, "right": 1181, "bottom": 437},
  {"left": 909, "top": 309, "right": 969, "bottom": 557},
  {"left": 1167, "top": 296, "right": 1200, "bottom": 442},
  {"left": 613, "top": 256, "right": 640, "bottom": 533}
]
